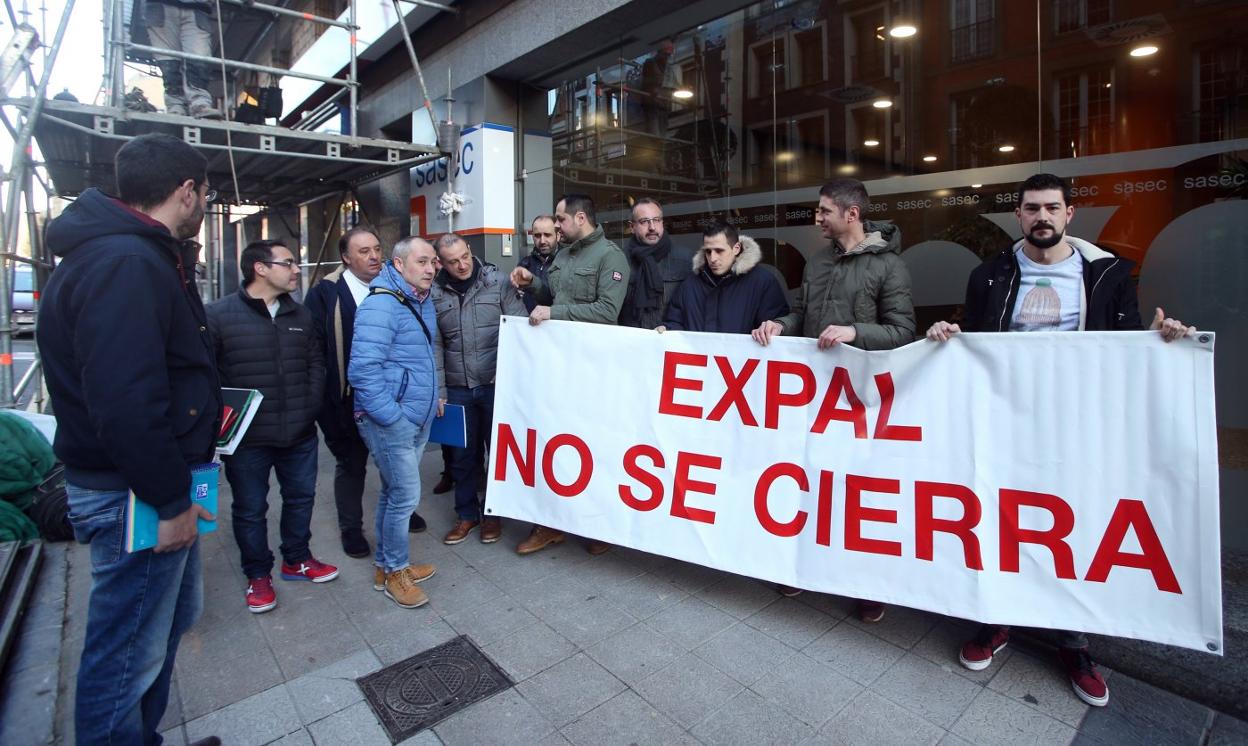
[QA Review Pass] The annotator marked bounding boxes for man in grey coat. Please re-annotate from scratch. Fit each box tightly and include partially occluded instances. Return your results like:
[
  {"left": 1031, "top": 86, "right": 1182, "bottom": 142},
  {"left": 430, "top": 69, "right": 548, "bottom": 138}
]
[
  {"left": 618, "top": 197, "right": 694, "bottom": 329},
  {"left": 432, "top": 234, "right": 528, "bottom": 545}
]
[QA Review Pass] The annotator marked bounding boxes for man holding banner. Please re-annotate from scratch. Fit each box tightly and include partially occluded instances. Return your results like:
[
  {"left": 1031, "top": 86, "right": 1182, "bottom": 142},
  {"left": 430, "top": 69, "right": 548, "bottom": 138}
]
[
  {"left": 752, "top": 177, "right": 915, "bottom": 622},
  {"left": 926, "top": 172, "right": 1195, "bottom": 707}
]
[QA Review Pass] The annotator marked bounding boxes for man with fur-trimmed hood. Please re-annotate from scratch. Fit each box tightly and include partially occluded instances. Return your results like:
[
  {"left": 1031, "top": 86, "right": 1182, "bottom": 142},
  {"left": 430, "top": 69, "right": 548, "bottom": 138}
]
[{"left": 659, "top": 217, "right": 788, "bottom": 334}]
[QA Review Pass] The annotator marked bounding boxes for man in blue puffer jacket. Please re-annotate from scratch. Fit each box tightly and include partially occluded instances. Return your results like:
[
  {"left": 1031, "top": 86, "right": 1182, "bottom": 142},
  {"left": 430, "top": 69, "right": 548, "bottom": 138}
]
[{"left": 348, "top": 235, "right": 443, "bottom": 609}]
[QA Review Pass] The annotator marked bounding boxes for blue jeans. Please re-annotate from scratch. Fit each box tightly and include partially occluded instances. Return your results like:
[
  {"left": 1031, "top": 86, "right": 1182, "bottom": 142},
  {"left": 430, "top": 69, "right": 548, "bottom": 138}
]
[
  {"left": 67, "top": 484, "right": 203, "bottom": 746},
  {"left": 222, "top": 434, "right": 318, "bottom": 579},
  {"left": 356, "top": 414, "right": 431, "bottom": 572},
  {"left": 447, "top": 384, "right": 494, "bottom": 521}
]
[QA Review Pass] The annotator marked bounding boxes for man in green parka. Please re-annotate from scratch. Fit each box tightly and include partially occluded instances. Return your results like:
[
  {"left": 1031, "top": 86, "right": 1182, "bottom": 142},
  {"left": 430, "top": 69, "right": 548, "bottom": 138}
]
[
  {"left": 752, "top": 177, "right": 916, "bottom": 621},
  {"left": 509, "top": 193, "right": 629, "bottom": 555}
]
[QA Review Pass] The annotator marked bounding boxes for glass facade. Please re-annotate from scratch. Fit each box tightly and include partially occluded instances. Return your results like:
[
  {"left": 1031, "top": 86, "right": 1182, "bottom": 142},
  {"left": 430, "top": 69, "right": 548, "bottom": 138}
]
[{"left": 536, "top": 0, "right": 1248, "bottom": 542}]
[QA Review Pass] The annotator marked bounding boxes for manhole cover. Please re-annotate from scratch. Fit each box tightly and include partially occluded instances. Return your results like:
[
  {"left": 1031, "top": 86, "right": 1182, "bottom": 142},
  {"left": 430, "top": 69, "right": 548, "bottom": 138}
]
[{"left": 357, "top": 635, "right": 513, "bottom": 742}]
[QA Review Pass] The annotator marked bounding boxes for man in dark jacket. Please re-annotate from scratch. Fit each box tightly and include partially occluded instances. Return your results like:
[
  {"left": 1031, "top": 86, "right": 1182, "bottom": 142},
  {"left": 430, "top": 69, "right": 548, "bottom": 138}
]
[
  {"left": 926, "top": 172, "right": 1195, "bottom": 709},
  {"left": 619, "top": 198, "right": 694, "bottom": 329},
  {"left": 431, "top": 234, "right": 527, "bottom": 545},
  {"left": 38, "top": 133, "right": 220, "bottom": 744},
  {"left": 752, "top": 177, "right": 915, "bottom": 623},
  {"left": 517, "top": 214, "right": 558, "bottom": 312},
  {"left": 660, "top": 218, "right": 788, "bottom": 333},
  {"left": 207, "top": 240, "right": 335, "bottom": 613}
]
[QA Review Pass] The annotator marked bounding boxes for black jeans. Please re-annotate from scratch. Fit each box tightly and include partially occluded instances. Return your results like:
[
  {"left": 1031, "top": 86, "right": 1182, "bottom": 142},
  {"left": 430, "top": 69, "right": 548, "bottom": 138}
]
[
  {"left": 324, "top": 425, "right": 369, "bottom": 534},
  {"left": 447, "top": 384, "right": 494, "bottom": 521}
]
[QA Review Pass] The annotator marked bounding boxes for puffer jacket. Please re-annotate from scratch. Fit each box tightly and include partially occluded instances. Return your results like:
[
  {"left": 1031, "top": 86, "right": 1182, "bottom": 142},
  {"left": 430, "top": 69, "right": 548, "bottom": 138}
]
[
  {"left": 776, "top": 220, "right": 915, "bottom": 350},
  {"left": 206, "top": 289, "right": 324, "bottom": 448},
  {"left": 432, "top": 260, "right": 527, "bottom": 394},
  {"left": 663, "top": 236, "right": 790, "bottom": 334},
  {"left": 348, "top": 262, "right": 439, "bottom": 427}
]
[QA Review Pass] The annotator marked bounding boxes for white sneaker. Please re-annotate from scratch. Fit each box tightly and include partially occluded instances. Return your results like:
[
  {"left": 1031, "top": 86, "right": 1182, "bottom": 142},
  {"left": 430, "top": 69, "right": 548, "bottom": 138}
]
[{"left": 190, "top": 100, "right": 222, "bottom": 120}]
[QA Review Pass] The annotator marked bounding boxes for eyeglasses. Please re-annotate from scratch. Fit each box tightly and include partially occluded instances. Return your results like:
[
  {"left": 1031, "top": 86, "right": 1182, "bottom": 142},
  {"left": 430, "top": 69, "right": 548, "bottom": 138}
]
[
  {"left": 204, "top": 188, "right": 218, "bottom": 204},
  {"left": 261, "top": 259, "right": 298, "bottom": 269},
  {"left": 633, "top": 217, "right": 663, "bottom": 227}
]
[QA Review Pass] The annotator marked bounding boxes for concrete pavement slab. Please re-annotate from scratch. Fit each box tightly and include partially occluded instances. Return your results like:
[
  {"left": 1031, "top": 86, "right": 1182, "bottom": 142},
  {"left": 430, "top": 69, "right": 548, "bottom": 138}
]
[
  {"left": 631, "top": 652, "right": 744, "bottom": 729},
  {"left": 951, "top": 688, "right": 1076, "bottom": 746},
  {"left": 870, "top": 652, "right": 983, "bottom": 729},
  {"left": 514, "top": 652, "right": 626, "bottom": 727},
  {"left": 690, "top": 688, "right": 814, "bottom": 745},
  {"left": 803, "top": 621, "right": 907, "bottom": 686},
  {"left": 749, "top": 651, "right": 863, "bottom": 728},
  {"left": 561, "top": 690, "right": 696, "bottom": 746},
  {"left": 814, "top": 689, "right": 945, "bottom": 746},
  {"left": 433, "top": 688, "right": 555, "bottom": 745}
]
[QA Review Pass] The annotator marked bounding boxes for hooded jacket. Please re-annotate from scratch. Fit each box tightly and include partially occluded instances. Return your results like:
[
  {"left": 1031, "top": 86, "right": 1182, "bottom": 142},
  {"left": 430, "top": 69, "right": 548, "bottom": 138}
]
[
  {"left": 206, "top": 289, "right": 324, "bottom": 448},
  {"left": 348, "top": 262, "right": 439, "bottom": 428},
  {"left": 432, "top": 260, "right": 527, "bottom": 393},
  {"left": 663, "top": 236, "right": 790, "bottom": 334},
  {"left": 963, "top": 236, "right": 1143, "bottom": 332},
  {"left": 775, "top": 220, "right": 915, "bottom": 350},
  {"left": 528, "top": 225, "right": 630, "bottom": 324},
  {"left": 37, "top": 188, "right": 221, "bottom": 519}
]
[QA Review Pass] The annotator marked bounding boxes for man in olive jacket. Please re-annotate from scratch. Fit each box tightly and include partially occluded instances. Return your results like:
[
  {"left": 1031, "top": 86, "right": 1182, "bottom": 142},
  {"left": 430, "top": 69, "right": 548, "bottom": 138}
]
[
  {"left": 752, "top": 177, "right": 914, "bottom": 622},
  {"left": 431, "top": 233, "right": 527, "bottom": 546},
  {"left": 509, "top": 193, "right": 629, "bottom": 555}
]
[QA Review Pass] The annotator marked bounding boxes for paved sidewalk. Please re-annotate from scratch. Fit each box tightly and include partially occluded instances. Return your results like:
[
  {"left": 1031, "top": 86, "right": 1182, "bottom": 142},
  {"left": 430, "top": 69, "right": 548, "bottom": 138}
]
[{"left": 55, "top": 443, "right": 1247, "bottom": 746}]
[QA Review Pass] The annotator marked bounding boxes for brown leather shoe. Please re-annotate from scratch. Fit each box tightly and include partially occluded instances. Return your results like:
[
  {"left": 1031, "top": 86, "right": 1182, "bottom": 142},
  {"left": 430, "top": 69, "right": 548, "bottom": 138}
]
[
  {"left": 433, "top": 473, "right": 454, "bottom": 494},
  {"left": 373, "top": 566, "right": 385, "bottom": 591},
  {"left": 384, "top": 567, "right": 429, "bottom": 608},
  {"left": 586, "top": 541, "right": 611, "bottom": 556},
  {"left": 480, "top": 517, "right": 502, "bottom": 544},
  {"left": 517, "top": 525, "right": 565, "bottom": 555},
  {"left": 443, "top": 520, "right": 479, "bottom": 545},
  {"left": 409, "top": 563, "right": 436, "bottom": 582}
]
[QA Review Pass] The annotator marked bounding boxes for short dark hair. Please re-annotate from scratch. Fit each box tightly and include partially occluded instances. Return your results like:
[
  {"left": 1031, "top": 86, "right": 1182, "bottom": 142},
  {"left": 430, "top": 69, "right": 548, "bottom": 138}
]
[
  {"left": 338, "top": 226, "right": 379, "bottom": 260},
  {"left": 531, "top": 214, "right": 556, "bottom": 227},
  {"left": 1016, "top": 173, "right": 1071, "bottom": 207},
  {"left": 818, "top": 178, "right": 869, "bottom": 216},
  {"left": 434, "top": 232, "right": 468, "bottom": 256},
  {"left": 240, "top": 239, "right": 287, "bottom": 285},
  {"left": 631, "top": 197, "right": 662, "bottom": 217},
  {"left": 559, "top": 193, "right": 597, "bottom": 227},
  {"left": 115, "top": 133, "right": 208, "bottom": 210},
  {"left": 702, "top": 217, "right": 739, "bottom": 247}
]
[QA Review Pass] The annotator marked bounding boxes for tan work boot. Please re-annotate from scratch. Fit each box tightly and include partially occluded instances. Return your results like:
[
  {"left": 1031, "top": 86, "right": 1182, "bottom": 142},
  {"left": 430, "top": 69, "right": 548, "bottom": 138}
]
[
  {"left": 517, "top": 525, "right": 565, "bottom": 555},
  {"left": 376, "top": 563, "right": 434, "bottom": 591},
  {"left": 384, "top": 566, "right": 430, "bottom": 608}
]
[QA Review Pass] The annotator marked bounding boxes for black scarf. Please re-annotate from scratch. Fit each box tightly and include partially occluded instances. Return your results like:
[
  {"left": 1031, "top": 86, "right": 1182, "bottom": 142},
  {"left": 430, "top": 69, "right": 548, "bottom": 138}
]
[
  {"left": 624, "top": 233, "right": 672, "bottom": 320},
  {"left": 444, "top": 258, "right": 481, "bottom": 296}
]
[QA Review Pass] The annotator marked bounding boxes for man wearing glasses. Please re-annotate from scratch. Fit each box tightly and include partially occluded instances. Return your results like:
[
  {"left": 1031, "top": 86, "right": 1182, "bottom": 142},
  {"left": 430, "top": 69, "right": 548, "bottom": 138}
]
[
  {"left": 618, "top": 197, "right": 694, "bottom": 329},
  {"left": 39, "top": 133, "right": 223, "bottom": 744},
  {"left": 207, "top": 240, "right": 336, "bottom": 613}
]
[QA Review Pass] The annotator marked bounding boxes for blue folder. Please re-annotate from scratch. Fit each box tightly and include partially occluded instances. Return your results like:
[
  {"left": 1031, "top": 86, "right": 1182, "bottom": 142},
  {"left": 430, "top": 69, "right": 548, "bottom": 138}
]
[
  {"left": 126, "top": 463, "right": 219, "bottom": 552},
  {"left": 430, "top": 404, "right": 468, "bottom": 448}
]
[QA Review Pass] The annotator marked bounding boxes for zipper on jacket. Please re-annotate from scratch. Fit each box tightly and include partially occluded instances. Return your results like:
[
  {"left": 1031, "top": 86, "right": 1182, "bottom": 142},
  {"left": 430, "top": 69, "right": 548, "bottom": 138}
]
[
  {"left": 997, "top": 263, "right": 1019, "bottom": 331},
  {"left": 457, "top": 293, "right": 470, "bottom": 387},
  {"left": 1088, "top": 258, "right": 1119, "bottom": 322},
  {"left": 272, "top": 312, "right": 288, "bottom": 443}
]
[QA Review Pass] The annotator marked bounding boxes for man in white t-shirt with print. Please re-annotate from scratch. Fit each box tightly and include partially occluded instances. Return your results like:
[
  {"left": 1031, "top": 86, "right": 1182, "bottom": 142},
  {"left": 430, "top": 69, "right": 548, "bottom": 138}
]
[{"left": 925, "top": 173, "right": 1194, "bottom": 709}]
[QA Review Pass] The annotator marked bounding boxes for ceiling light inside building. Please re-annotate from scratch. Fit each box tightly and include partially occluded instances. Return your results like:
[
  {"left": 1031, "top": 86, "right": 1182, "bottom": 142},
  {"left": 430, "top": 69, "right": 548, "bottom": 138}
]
[
  {"left": 1130, "top": 45, "right": 1158, "bottom": 57},
  {"left": 875, "top": 25, "right": 886, "bottom": 42},
  {"left": 776, "top": 151, "right": 795, "bottom": 162},
  {"left": 922, "top": 155, "right": 937, "bottom": 162},
  {"left": 863, "top": 139, "right": 880, "bottom": 147},
  {"left": 872, "top": 99, "right": 893, "bottom": 109},
  {"left": 672, "top": 88, "right": 694, "bottom": 99},
  {"left": 970, "top": 183, "right": 982, "bottom": 188},
  {"left": 838, "top": 164, "right": 857, "bottom": 175},
  {"left": 889, "top": 24, "right": 917, "bottom": 38},
  {"left": 998, "top": 144, "right": 1016, "bottom": 153}
]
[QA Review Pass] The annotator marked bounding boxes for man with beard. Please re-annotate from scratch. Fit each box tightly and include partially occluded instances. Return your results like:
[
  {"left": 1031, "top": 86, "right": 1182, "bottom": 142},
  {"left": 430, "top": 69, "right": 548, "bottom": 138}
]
[
  {"left": 307, "top": 227, "right": 425, "bottom": 558},
  {"left": 619, "top": 198, "right": 694, "bottom": 329},
  {"left": 518, "top": 215, "right": 559, "bottom": 312},
  {"left": 926, "top": 173, "right": 1194, "bottom": 708},
  {"left": 38, "top": 133, "right": 222, "bottom": 744}
]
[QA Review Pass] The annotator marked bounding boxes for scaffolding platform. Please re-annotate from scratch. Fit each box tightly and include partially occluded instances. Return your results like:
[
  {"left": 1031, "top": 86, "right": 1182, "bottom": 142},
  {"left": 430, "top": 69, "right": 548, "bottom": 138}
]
[{"left": 23, "top": 98, "right": 441, "bottom": 207}]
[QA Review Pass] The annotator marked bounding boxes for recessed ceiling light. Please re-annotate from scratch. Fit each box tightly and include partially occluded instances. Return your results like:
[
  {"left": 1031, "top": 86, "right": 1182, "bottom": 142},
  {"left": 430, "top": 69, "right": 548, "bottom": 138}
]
[
  {"left": 889, "top": 24, "right": 917, "bottom": 38},
  {"left": 922, "top": 155, "right": 937, "bottom": 162},
  {"left": 863, "top": 139, "right": 880, "bottom": 147},
  {"left": 970, "top": 183, "right": 982, "bottom": 188},
  {"left": 672, "top": 88, "right": 694, "bottom": 99},
  {"left": 837, "top": 164, "right": 857, "bottom": 175},
  {"left": 872, "top": 99, "right": 893, "bottom": 109},
  {"left": 1130, "top": 45, "right": 1158, "bottom": 57},
  {"left": 998, "top": 144, "right": 1016, "bottom": 153}
]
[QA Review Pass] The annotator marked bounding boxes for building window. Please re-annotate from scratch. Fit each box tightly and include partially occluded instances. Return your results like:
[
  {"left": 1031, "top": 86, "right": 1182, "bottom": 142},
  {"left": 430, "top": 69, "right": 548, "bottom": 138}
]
[
  {"left": 849, "top": 9, "right": 887, "bottom": 82},
  {"left": 1196, "top": 44, "right": 1248, "bottom": 143},
  {"left": 950, "top": 90, "right": 977, "bottom": 168},
  {"left": 1053, "top": 0, "right": 1112, "bottom": 34},
  {"left": 749, "top": 38, "right": 786, "bottom": 100},
  {"left": 793, "top": 25, "right": 827, "bottom": 87},
  {"left": 1054, "top": 67, "right": 1114, "bottom": 158},
  {"left": 950, "top": 0, "right": 995, "bottom": 63}
]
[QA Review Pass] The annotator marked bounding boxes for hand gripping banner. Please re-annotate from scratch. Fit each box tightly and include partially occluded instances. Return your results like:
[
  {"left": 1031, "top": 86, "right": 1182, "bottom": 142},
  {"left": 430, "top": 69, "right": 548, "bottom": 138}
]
[{"left": 486, "top": 319, "right": 1222, "bottom": 653}]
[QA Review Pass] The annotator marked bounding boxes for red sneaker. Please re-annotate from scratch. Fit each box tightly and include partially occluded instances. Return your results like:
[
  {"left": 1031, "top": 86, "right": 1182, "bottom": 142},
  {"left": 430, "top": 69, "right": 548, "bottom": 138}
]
[
  {"left": 1059, "top": 646, "right": 1109, "bottom": 706},
  {"left": 959, "top": 625, "right": 1010, "bottom": 671},
  {"left": 246, "top": 575, "right": 277, "bottom": 613},
  {"left": 280, "top": 557, "right": 340, "bottom": 583}
]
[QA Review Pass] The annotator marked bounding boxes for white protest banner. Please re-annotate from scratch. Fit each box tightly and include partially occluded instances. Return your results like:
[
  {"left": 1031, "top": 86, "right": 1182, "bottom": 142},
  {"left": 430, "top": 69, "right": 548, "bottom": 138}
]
[{"left": 486, "top": 319, "right": 1222, "bottom": 653}]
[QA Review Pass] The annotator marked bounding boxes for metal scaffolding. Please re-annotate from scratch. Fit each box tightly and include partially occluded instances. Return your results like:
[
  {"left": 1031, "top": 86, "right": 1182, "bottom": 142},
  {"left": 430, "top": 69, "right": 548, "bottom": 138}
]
[{"left": 0, "top": 0, "right": 454, "bottom": 410}]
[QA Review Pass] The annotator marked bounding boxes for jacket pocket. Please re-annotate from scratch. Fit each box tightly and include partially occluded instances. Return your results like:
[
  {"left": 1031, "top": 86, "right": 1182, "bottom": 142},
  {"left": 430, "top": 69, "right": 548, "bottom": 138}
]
[
  {"left": 68, "top": 502, "right": 125, "bottom": 568},
  {"left": 570, "top": 267, "right": 597, "bottom": 302},
  {"left": 395, "top": 370, "right": 410, "bottom": 402}
]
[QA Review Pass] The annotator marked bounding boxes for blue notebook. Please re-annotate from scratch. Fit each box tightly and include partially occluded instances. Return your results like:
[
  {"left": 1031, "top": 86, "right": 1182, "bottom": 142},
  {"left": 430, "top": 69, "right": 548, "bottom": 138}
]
[
  {"left": 430, "top": 404, "right": 468, "bottom": 448},
  {"left": 125, "top": 463, "right": 220, "bottom": 552}
]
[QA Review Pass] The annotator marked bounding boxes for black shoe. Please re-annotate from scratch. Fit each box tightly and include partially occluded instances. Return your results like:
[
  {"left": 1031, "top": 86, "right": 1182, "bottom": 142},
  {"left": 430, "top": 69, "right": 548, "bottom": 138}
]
[
  {"left": 433, "top": 474, "right": 454, "bottom": 494},
  {"left": 408, "top": 513, "right": 427, "bottom": 533},
  {"left": 341, "top": 529, "right": 370, "bottom": 558},
  {"left": 189, "top": 737, "right": 222, "bottom": 746}
]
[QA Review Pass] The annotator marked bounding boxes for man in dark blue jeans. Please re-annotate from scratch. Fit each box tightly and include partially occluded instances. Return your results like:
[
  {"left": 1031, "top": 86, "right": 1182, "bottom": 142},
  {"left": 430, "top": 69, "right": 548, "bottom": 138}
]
[
  {"left": 38, "top": 133, "right": 222, "bottom": 745},
  {"left": 207, "top": 239, "right": 334, "bottom": 613},
  {"left": 432, "top": 233, "right": 527, "bottom": 544}
]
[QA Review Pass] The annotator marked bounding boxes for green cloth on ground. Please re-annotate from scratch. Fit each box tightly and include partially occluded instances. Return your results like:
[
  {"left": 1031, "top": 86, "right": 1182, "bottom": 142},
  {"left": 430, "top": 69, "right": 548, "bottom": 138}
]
[
  {"left": 0, "top": 411, "right": 55, "bottom": 508},
  {"left": 0, "top": 498, "right": 38, "bottom": 542}
]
